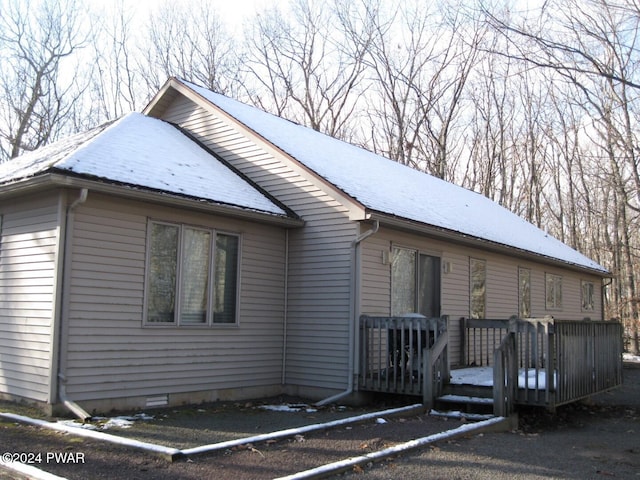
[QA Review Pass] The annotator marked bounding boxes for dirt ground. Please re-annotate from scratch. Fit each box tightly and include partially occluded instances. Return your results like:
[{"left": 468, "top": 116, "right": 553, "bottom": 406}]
[
  {"left": 0, "top": 401, "right": 458, "bottom": 480},
  {"left": 354, "top": 364, "right": 640, "bottom": 480},
  {"left": 1, "top": 365, "right": 638, "bottom": 480}
]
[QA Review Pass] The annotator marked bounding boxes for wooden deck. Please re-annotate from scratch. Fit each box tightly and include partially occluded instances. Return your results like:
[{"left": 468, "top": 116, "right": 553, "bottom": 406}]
[{"left": 359, "top": 315, "right": 624, "bottom": 416}]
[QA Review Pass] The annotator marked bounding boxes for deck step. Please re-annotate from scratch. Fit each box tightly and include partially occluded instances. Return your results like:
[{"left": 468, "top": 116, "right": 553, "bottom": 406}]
[
  {"left": 437, "top": 394, "right": 494, "bottom": 405},
  {"left": 435, "top": 391, "right": 495, "bottom": 415},
  {"left": 430, "top": 409, "right": 495, "bottom": 421}
]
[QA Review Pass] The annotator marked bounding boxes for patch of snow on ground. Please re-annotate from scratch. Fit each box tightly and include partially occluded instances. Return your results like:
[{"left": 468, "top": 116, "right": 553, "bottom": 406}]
[
  {"left": 57, "top": 420, "right": 98, "bottom": 430},
  {"left": 58, "top": 413, "right": 154, "bottom": 430},
  {"left": 258, "top": 404, "right": 318, "bottom": 413},
  {"left": 624, "top": 352, "right": 640, "bottom": 363}
]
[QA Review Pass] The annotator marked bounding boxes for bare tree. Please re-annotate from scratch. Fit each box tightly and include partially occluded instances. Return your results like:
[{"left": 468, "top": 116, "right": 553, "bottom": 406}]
[
  {"left": 462, "top": 40, "right": 518, "bottom": 209},
  {"left": 138, "top": 0, "right": 243, "bottom": 97},
  {"left": 480, "top": 0, "right": 640, "bottom": 350},
  {"left": 360, "top": 0, "right": 483, "bottom": 179},
  {"left": 482, "top": 0, "right": 640, "bottom": 91},
  {"left": 85, "top": 1, "right": 142, "bottom": 125},
  {"left": 242, "top": 0, "right": 372, "bottom": 140},
  {"left": 0, "top": 0, "right": 91, "bottom": 161}
]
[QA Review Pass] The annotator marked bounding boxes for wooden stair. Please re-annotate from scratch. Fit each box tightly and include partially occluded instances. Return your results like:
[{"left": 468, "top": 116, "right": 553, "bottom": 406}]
[{"left": 434, "top": 383, "right": 495, "bottom": 419}]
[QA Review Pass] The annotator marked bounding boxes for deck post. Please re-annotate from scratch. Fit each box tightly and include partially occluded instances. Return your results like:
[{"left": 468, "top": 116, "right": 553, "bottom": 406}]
[
  {"left": 493, "top": 331, "right": 516, "bottom": 417},
  {"left": 423, "top": 349, "right": 433, "bottom": 409}
]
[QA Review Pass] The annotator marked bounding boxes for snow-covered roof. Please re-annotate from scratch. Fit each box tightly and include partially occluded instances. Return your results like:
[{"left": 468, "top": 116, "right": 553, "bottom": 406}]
[
  {"left": 183, "top": 80, "right": 607, "bottom": 274},
  {"left": 0, "top": 113, "right": 289, "bottom": 217}
]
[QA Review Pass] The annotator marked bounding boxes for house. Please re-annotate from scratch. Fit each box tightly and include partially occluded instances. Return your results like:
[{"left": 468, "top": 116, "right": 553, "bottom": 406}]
[{"left": 0, "top": 77, "right": 611, "bottom": 416}]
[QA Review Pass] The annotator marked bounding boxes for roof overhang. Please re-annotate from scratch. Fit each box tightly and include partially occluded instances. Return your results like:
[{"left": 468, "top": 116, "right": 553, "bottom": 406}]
[
  {"left": 0, "top": 173, "right": 305, "bottom": 228},
  {"left": 366, "top": 210, "right": 610, "bottom": 278}
]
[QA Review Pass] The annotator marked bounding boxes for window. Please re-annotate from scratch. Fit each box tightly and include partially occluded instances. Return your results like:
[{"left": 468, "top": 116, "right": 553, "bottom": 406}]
[
  {"left": 518, "top": 268, "right": 531, "bottom": 318},
  {"left": 145, "top": 221, "right": 239, "bottom": 326},
  {"left": 582, "top": 281, "right": 595, "bottom": 311},
  {"left": 470, "top": 259, "right": 486, "bottom": 319},
  {"left": 545, "top": 273, "right": 563, "bottom": 310},
  {"left": 391, "top": 246, "right": 441, "bottom": 317}
]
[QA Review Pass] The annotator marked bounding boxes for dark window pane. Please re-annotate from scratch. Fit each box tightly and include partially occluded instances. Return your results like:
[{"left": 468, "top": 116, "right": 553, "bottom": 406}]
[
  {"left": 418, "top": 254, "right": 441, "bottom": 318},
  {"left": 148, "top": 223, "right": 178, "bottom": 323},
  {"left": 214, "top": 234, "right": 238, "bottom": 323}
]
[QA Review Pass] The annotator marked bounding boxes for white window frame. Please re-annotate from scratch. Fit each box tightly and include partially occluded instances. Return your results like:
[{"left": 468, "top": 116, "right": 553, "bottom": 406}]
[{"left": 143, "top": 220, "right": 240, "bottom": 327}]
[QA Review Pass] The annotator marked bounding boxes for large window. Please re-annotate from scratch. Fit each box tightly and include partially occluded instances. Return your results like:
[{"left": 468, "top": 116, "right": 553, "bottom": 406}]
[
  {"left": 545, "top": 273, "right": 563, "bottom": 310},
  {"left": 470, "top": 259, "right": 486, "bottom": 319},
  {"left": 518, "top": 268, "right": 531, "bottom": 318},
  {"left": 391, "top": 246, "right": 441, "bottom": 317},
  {"left": 145, "top": 221, "right": 239, "bottom": 326}
]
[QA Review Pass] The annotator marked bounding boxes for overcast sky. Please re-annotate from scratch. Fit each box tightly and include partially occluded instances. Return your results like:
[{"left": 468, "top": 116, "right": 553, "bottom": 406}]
[{"left": 129, "top": 0, "right": 273, "bottom": 32}]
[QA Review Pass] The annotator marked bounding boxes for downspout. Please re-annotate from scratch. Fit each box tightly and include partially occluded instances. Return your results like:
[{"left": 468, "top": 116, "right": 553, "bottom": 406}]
[
  {"left": 316, "top": 220, "right": 379, "bottom": 406},
  {"left": 57, "top": 188, "right": 92, "bottom": 421},
  {"left": 602, "top": 277, "right": 613, "bottom": 321},
  {"left": 281, "top": 229, "right": 289, "bottom": 385}
]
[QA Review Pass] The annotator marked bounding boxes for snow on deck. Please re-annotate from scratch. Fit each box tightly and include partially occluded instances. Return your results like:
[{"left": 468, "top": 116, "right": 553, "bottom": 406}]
[{"left": 451, "top": 366, "right": 555, "bottom": 390}]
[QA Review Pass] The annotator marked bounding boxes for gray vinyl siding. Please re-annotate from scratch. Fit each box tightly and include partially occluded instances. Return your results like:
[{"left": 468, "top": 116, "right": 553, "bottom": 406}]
[
  {"left": 360, "top": 227, "right": 603, "bottom": 367},
  {"left": 161, "top": 95, "right": 357, "bottom": 391},
  {"left": 63, "top": 193, "right": 288, "bottom": 401},
  {"left": 0, "top": 193, "right": 61, "bottom": 402}
]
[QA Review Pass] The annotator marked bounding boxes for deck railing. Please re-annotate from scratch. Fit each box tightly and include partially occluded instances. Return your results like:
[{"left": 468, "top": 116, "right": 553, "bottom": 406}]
[
  {"left": 359, "top": 315, "right": 447, "bottom": 399},
  {"left": 360, "top": 315, "right": 622, "bottom": 413},
  {"left": 463, "top": 317, "right": 623, "bottom": 409},
  {"left": 554, "top": 320, "right": 623, "bottom": 405}
]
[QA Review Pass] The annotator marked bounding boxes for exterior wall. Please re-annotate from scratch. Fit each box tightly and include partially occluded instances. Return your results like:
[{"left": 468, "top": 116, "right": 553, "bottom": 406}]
[
  {"left": 0, "top": 191, "right": 62, "bottom": 402},
  {"left": 360, "top": 227, "right": 604, "bottom": 367},
  {"left": 62, "top": 193, "right": 288, "bottom": 409},
  {"left": 160, "top": 96, "right": 358, "bottom": 394}
]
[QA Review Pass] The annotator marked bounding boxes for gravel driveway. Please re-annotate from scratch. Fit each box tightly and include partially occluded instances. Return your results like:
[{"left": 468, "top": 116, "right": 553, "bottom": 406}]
[{"left": 1, "top": 365, "right": 638, "bottom": 479}]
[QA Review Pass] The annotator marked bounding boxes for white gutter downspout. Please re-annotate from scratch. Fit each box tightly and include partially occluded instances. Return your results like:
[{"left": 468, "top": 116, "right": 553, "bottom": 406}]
[
  {"left": 316, "top": 220, "right": 379, "bottom": 407},
  {"left": 57, "top": 188, "right": 92, "bottom": 421}
]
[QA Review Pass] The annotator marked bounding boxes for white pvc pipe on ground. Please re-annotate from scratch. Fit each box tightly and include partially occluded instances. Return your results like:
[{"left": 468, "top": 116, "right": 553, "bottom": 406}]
[
  {"left": 0, "top": 460, "right": 69, "bottom": 480},
  {"left": 0, "top": 412, "right": 181, "bottom": 460},
  {"left": 182, "top": 403, "right": 424, "bottom": 456},
  {"left": 273, "top": 416, "right": 508, "bottom": 480}
]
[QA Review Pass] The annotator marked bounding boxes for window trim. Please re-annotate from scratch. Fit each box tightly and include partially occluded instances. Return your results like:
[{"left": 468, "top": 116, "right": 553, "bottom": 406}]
[
  {"left": 545, "top": 273, "right": 563, "bottom": 310},
  {"left": 518, "top": 267, "right": 531, "bottom": 318},
  {"left": 390, "top": 244, "right": 442, "bottom": 317},
  {"left": 470, "top": 258, "right": 487, "bottom": 319},
  {"left": 581, "top": 280, "right": 595, "bottom": 312},
  {"left": 143, "top": 220, "right": 241, "bottom": 327}
]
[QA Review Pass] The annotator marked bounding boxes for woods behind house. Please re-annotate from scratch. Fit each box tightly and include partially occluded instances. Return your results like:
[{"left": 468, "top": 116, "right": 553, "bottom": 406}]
[{"left": 0, "top": 0, "right": 638, "bottom": 351}]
